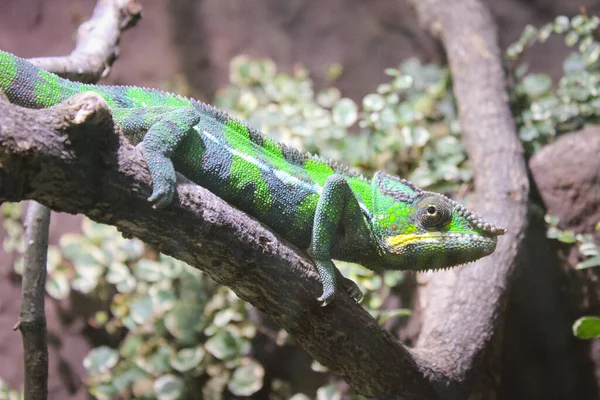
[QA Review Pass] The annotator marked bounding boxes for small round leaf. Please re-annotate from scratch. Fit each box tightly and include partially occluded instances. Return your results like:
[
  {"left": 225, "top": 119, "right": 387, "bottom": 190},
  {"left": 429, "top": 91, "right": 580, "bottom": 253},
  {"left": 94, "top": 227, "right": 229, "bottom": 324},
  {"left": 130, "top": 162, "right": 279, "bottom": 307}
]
[
  {"left": 84, "top": 346, "right": 119, "bottom": 375},
  {"left": 154, "top": 375, "right": 185, "bottom": 400},
  {"left": 227, "top": 358, "right": 265, "bottom": 396}
]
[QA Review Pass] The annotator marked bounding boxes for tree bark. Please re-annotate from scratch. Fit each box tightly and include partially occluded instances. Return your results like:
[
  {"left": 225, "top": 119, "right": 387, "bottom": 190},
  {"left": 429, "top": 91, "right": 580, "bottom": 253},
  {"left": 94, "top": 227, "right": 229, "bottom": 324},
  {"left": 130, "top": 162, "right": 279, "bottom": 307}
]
[
  {"left": 407, "top": 0, "right": 529, "bottom": 398},
  {"left": 0, "top": 93, "right": 436, "bottom": 398}
]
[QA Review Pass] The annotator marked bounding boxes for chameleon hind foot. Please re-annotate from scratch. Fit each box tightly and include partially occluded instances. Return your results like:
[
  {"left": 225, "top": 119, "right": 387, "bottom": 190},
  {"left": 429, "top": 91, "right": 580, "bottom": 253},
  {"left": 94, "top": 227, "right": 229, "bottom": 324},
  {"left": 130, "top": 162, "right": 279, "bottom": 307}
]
[
  {"left": 317, "top": 275, "right": 363, "bottom": 307},
  {"left": 341, "top": 277, "right": 363, "bottom": 303}
]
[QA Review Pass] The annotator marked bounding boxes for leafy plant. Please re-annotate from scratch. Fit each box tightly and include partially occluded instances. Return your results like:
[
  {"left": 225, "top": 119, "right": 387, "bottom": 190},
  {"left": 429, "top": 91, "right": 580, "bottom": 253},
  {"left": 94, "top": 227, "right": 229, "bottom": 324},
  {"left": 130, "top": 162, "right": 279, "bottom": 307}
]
[{"left": 506, "top": 14, "right": 600, "bottom": 153}]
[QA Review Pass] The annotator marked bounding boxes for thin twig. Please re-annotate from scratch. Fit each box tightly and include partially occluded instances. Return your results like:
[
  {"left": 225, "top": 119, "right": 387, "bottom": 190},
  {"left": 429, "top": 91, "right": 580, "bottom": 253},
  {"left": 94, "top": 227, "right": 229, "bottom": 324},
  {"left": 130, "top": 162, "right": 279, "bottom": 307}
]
[{"left": 20, "top": 203, "right": 50, "bottom": 400}]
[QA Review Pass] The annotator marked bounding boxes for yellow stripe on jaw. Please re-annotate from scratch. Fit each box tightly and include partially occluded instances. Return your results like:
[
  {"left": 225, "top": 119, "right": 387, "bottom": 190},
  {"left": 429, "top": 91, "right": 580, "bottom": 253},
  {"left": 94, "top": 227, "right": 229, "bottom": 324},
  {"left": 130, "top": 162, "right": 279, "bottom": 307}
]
[{"left": 387, "top": 232, "right": 443, "bottom": 247}]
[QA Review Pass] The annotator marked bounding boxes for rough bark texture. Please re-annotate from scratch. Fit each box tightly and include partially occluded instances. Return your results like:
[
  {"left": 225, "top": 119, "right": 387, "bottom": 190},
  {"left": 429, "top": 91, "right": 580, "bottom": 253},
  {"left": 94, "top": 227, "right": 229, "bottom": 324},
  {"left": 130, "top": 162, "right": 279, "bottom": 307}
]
[
  {"left": 12, "top": 2, "right": 142, "bottom": 399},
  {"left": 407, "top": 0, "right": 529, "bottom": 398},
  {"left": 19, "top": 203, "right": 51, "bottom": 400},
  {"left": 529, "top": 126, "right": 600, "bottom": 396},
  {"left": 0, "top": 94, "right": 436, "bottom": 398},
  {"left": 27, "top": 0, "right": 141, "bottom": 82},
  {"left": 530, "top": 126, "right": 600, "bottom": 235}
]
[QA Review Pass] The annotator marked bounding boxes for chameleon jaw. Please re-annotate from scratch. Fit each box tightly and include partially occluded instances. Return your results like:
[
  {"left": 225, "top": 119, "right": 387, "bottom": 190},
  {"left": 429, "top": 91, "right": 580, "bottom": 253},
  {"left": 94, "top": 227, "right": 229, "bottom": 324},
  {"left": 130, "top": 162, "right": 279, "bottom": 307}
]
[{"left": 385, "top": 231, "right": 499, "bottom": 256}]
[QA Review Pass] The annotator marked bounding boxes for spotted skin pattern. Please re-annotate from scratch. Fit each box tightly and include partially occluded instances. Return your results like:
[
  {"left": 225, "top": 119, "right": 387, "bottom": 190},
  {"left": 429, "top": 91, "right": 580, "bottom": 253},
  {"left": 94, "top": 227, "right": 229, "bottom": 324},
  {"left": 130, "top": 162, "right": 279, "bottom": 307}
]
[{"left": 0, "top": 50, "right": 505, "bottom": 305}]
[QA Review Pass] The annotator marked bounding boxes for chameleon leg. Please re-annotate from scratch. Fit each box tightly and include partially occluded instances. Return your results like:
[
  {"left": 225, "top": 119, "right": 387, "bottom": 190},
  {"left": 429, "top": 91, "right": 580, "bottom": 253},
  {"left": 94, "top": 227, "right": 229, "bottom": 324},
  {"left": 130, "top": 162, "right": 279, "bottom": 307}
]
[
  {"left": 136, "top": 108, "right": 201, "bottom": 208},
  {"left": 309, "top": 174, "right": 363, "bottom": 306}
]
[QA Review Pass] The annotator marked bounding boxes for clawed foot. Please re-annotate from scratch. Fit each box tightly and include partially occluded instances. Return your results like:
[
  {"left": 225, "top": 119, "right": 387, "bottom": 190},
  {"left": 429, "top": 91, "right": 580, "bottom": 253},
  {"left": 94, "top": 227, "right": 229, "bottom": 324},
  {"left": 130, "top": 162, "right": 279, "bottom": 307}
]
[
  {"left": 341, "top": 277, "right": 363, "bottom": 303},
  {"left": 317, "top": 277, "right": 363, "bottom": 307},
  {"left": 148, "top": 185, "right": 174, "bottom": 209}
]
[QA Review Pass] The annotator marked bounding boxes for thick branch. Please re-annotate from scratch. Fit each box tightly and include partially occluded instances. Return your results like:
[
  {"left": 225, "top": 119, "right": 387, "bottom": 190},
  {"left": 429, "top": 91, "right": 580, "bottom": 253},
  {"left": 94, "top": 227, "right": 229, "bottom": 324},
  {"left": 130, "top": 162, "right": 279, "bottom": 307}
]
[
  {"left": 0, "top": 94, "right": 436, "bottom": 398},
  {"left": 407, "top": 0, "right": 529, "bottom": 397},
  {"left": 14, "top": 2, "right": 141, "bottom": 400}
]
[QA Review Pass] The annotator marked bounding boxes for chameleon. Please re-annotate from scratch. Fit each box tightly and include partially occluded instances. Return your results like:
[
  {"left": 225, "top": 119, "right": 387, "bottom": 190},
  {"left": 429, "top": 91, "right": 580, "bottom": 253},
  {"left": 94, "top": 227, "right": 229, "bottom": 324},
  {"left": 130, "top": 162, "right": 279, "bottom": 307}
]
[{"left": 0, "top": 50, "right": 505, "bottom": 306}]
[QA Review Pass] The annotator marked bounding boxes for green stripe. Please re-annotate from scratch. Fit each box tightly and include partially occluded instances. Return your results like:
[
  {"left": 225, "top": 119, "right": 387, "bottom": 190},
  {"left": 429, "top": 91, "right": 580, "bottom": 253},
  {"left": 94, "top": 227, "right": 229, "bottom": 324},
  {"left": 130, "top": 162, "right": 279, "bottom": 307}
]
[{"left": 0, "top": 51, "right": 18, "bottom": 92}]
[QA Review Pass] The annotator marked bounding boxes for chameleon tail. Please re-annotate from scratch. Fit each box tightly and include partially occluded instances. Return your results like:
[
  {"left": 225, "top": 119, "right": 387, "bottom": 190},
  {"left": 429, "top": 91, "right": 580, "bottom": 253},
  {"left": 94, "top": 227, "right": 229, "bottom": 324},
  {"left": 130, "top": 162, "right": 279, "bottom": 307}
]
[{"left": 0, "top": 50, "right": 81, "bottom": 109}]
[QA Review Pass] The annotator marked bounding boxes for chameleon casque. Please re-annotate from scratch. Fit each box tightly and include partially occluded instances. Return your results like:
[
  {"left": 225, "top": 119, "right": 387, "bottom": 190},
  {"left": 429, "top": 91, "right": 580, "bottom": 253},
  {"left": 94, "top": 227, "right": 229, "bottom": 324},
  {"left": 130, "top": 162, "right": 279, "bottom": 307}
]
[{"left": 0, "top": 50, "right": 505, "bottom": 306}]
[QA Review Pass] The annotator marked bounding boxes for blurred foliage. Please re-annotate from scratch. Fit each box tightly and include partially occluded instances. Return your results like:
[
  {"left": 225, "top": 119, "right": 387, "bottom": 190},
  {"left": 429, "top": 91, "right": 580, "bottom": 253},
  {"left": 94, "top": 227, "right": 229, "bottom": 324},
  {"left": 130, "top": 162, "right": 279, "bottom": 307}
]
[
  {"left": 505, "top": 14, "right": 600, "bottom": 341},
  {"left": 0, "top": 377, "right": 23, "bottom": 400},
  {"left": 547, "top": 215, "right": 600, "bottom": 340},
  {"left": 217, "top": 54, "right": 465, "bottom": 194},
  {"left": 1, "top": 11, "right": 600, "bottom": 400},
  {"left": 506, "top": 14, "right": 600, "bottom": 153},
  {"left": 545, "top": 215, "right": 600, "bottom": 270}
]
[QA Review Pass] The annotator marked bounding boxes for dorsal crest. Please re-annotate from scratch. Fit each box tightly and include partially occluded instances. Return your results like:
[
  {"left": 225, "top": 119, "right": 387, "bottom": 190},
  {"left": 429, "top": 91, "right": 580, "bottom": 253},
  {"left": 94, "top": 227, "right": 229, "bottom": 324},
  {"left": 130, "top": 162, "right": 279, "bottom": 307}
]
[{"left": 372, "top": 171, "right": 420, "bottom": 201}]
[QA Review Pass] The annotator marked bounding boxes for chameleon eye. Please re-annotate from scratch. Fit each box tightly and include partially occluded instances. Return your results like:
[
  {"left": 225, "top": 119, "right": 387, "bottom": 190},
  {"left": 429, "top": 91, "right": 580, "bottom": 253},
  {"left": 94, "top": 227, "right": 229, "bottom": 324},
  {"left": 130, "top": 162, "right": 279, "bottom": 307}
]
[{"left": 415, "top": 196, "right": 452, "bottom": 230}]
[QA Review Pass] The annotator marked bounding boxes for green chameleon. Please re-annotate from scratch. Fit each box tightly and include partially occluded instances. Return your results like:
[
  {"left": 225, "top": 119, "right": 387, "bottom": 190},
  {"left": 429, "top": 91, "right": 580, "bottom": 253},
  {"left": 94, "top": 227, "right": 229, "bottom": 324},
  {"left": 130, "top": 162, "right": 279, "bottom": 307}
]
[{"left": 0, "top": 50, "right": 504, "bottom": 306}]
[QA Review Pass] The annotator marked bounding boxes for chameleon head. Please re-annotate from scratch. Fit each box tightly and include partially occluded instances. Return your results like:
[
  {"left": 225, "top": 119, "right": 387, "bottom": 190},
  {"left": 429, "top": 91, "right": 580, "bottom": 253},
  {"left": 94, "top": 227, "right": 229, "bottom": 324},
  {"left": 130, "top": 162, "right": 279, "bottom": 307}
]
[{"left": 370, "top": 171, "right": 505, "bottom": 271}]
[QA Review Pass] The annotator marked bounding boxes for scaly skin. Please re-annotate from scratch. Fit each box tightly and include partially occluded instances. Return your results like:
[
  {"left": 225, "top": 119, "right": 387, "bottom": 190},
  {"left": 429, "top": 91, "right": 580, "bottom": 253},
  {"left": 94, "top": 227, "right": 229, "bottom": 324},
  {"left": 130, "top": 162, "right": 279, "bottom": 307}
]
[{"left": 0, "top": 50, "right": 505, "bottom": 305}]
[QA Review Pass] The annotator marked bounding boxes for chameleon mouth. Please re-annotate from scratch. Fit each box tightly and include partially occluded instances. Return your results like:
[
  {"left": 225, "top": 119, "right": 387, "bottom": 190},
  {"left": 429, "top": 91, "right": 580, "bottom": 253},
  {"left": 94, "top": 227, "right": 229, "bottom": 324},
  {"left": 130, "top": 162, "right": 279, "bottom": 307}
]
[
  {"left": 386, "top": 231, "right": 499, "bottom": 255},
  {"left": 382, "top": 231, "right": 499, "bottom": 270},
  {"left": 387, "top": 231, "right": 498, "bottom": 246}
]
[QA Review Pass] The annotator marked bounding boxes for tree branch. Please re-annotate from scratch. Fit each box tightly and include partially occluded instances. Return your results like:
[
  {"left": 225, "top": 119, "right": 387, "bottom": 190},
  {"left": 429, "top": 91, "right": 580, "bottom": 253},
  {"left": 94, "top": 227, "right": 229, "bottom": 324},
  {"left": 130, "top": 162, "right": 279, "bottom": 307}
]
[
  {"left": 12, "top": 1, "right": 140, "bottom": 399},
  {"left": 0, "top": 93, "right": 435, "bottom": 398},
  {"left": 407, "top": 0, "right": 530, "bottom": 397},
  {"left": 28, "top": 0, "right": 141, "bottom": 81},
  {"left": 18, "top": 203, "right": 50, "bottom": 400}
]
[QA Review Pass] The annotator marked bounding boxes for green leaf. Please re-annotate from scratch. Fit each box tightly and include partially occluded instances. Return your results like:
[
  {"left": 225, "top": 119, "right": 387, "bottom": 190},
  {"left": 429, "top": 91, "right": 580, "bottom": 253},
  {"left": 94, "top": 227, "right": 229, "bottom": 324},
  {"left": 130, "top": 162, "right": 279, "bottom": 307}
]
[
  {"left": 411, "top": 126, "right": 430, "bottom": 147},
  {"left": 154, "top": 375, "right": 185, "bottom": 400},
  {"left": 130, "top": 296, "right": 154, "bottom": 325},
  {"left": 170, "top": 346, "right": 205, "bottom": 372},
  {"left": 362, "top": 93, "right": 386, "bottom": 112},
  {"left": 522, "top": 74, "right": 552, "bottom": 98},
  {"left": 556, "top": 229, "right": 576, "bottom": 244},
  {"left": 571, "top": 15, "right": 586, "bottom": 30},
  {"left": 138, "top": 346, "right": 171, "bottom": 375},
  {"left": 565, "top": 31, "right": 579, "bottom": 47},
  {"left": 106, "top": 262, "right": 132, "bottom": 284},
  {"left": 554, "top": 16, "right": 570, "bottom": 33},
  {"left": 332, "top": 98, "right": 358, "bottom": 127},
  {"left": 583, "top": 42, "right": 600, "bottom": 65},
  {"left": 518, "top": 126, "right": 538, "bottom": 142},
  {"left": 164, "top": 304, "right": 204, "bottom": 344},
  {"left": 573, "top": 316, "right": 600, "bottom": 339},
  {"left": 205, "top": 330, "right": 251, "bottom": 361},
  {"left": 378, "top": 308, "right": 413, "bottom": 324},
  {"left": 538, "top": 23, "right": 553, "bottom": 42},
  {"left": 576, "top": 255, "right": 600, "bottom": 270},
  {"left": 83, "top": 346, "right": 119, "bottom": 375},
  {"left": 316, "top": 384, "right": 342, "bottom": 400},
  {"left": 46, "top": 272, "right": 71, "bottom": 300},
  {"left": 544, "top": 214, "right": 560, "bottom": 226},
  {"left": 133, "top": 259, "right": 164, "bottom": 282},
  {"left": 227, "top": 358, "right": 265, "bottom": 396},
  {"left": 90, "top": 383, "right": 119, "bottom": 400},
  {"left": 519, "top": 24, "right": 537, "bottom": 44},
  {"left": 563, "top": 53, "right": 586, "bottom": 74},
  {"left": 290, "top": 395, "right": 312, "bottom": 400}
]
